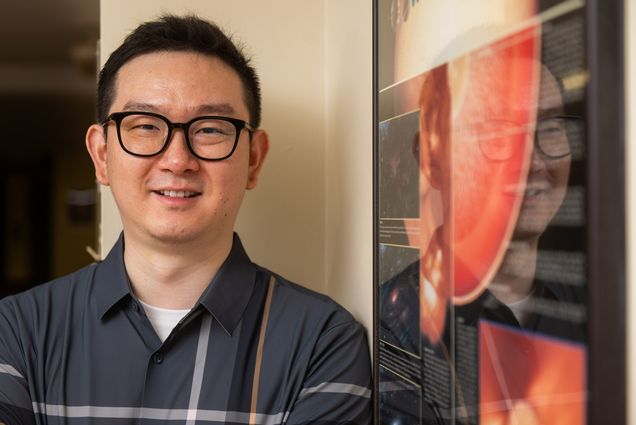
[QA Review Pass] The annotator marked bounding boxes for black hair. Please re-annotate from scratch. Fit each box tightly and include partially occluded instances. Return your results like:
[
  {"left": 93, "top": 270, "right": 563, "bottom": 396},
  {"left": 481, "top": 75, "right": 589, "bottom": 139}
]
[{"left": 96, "top": 15, "right": 261, "bottom": 127}]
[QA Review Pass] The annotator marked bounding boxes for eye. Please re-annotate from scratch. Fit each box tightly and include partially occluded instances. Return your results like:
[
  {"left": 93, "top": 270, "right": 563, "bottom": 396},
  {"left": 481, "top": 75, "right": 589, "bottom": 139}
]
[
  {"left": 198, "top": 126, "right": 226, "bottom": 135},
  {"left": 122, "top": 115, "right": 165, "bottom": 134},
  {"left": 196, "top": 124, "right": 231, "bottom": 136},
  {"left": 538, "top": 118, "right": 566, "bottom": 136},
  {"left": 133, "top": 123, "right": 160, "bottom": 131},
  {"left": 191, "top": 119, "right": 235, "bottom": 138}
]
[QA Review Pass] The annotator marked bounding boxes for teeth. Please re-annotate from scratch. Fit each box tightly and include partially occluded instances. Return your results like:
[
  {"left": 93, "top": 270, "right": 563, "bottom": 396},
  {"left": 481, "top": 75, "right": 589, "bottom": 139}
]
[{"left": 158, "top": 190, "right": 198, "bottom": 198}]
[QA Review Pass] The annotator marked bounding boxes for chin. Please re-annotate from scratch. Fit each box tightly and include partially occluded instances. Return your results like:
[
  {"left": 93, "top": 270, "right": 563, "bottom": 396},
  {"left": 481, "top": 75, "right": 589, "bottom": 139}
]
[
  {"left": 147, "top": 225, "right": 204, "bottom": 245},
  {"left": 512, "top": 204, "right": 559, "bottom": 241},
  {"left": 511, "top": 220, "right": 548, "bottom": 241}
]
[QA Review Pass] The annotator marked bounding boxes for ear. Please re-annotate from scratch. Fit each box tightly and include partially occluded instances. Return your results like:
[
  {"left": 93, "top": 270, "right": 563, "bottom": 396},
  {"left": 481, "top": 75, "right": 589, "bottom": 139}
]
[
  {"left": 245, "top": 129, "right": 269, "bottom": 190},
  {"left": 419, "top": 109, "right": 439, "bottom": 189},
  {"left": 85, "top": 124, "right": 110, "bottom": 186},
  {"left": 418, "top": 65, "right": 451, "bottom": 191}
]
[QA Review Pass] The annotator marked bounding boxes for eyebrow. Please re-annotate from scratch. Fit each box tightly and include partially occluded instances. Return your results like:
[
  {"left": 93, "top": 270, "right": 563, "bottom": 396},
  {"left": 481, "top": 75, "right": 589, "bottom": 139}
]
[
  {"left": 122, "top": 102, "right": 159, "bottom": 112},
  {"left": 196, "top": 103, "right": 236, "bottom": 116},
  {"left": 121, "top": 102, "right": 236, "bottom": 116}
]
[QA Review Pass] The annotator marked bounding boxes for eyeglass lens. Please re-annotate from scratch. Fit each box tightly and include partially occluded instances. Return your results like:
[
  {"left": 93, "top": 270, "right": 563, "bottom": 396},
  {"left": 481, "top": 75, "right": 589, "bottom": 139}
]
[
  {"left": 536, "top": 117, "right": 580, "bottom": 158},
  {"left": 477, "top": 116, "right": 582, "bottom": 161}
]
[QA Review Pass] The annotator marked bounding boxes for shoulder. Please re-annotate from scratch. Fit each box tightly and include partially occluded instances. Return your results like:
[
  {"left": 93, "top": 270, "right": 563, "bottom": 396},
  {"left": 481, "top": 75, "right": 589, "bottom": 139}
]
[
  {"left": 0, "top": 263, "right": 98, "bottom": 330},
  {"left": 0, "top": 264, "right": 99, "bottom": 381},
  {"left": 254, "top": 269, "right": 372, "bottom": 423},
  {"left": 252, "top": 266, "right": 367, "bottom": 353},
  {"left": 263, "top": 268, "right": 359, "bottom": 331}
]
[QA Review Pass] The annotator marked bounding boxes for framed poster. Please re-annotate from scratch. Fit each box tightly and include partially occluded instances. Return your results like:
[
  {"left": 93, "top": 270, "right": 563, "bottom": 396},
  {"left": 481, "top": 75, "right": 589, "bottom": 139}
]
[{"left": 372, "top": 0, "right": 625, "bottom": 424}]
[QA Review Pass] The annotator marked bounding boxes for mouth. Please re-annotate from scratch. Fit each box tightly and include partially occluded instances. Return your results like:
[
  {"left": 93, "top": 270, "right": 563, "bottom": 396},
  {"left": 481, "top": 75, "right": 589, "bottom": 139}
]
[
  {"left": 154, "top": 190, "right": 201, "bottom": 198},
  {"left": 503, "top": 183, "right": 549, "bottom": 198},
  {"left": 524, "top": 187, "right": 544, "bottom": 197}
]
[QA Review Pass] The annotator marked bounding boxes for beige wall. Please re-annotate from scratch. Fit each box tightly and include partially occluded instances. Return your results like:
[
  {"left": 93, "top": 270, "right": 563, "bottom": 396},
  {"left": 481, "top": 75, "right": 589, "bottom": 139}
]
[
  {"left": 99, "top": 0, "right": 373, "bottom": 332},
  {"left": 324, "top": 1, "right": 373, "bottom": 329}
]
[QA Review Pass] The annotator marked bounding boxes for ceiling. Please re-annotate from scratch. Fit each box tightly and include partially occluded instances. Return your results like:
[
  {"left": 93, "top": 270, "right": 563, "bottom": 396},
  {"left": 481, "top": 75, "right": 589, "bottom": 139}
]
[
  {"left": 0, "top": 0, "right": 99, "bottom": 95},
  {"left": 0, "top": 0, "right": 99, "bottom": 159}
]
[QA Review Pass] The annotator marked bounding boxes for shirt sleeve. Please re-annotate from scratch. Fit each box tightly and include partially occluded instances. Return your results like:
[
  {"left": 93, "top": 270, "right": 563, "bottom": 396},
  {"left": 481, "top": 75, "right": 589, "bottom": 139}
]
[
  {"left": 0, "top": 299, "right": 36, "bottom": 425},
  {"left": 286, "top": 320, "right": 372, "bottom": 425}
]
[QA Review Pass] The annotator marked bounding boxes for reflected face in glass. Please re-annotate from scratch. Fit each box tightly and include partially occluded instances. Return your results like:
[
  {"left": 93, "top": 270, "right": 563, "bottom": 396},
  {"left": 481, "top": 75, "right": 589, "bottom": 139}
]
[{"left": 512, "top": 65, "right": 571, "bottom": 239}]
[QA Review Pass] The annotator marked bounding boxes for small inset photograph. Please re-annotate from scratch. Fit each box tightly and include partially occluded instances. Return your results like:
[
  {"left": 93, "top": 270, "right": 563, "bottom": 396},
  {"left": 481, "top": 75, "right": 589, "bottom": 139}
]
[
  {"left": 379, "top": 244, "right": 420, "bottom": 356},
  {"left": 378, "top": 366, "right": 421, "bottom": 425},
  {"left": 378, "top": 112, "right": 420, "bottom": 220}
]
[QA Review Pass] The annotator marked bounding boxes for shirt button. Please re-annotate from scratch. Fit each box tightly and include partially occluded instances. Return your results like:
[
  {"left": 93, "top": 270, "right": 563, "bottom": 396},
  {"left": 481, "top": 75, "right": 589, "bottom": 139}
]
[
  {"left": 153, "top": 353, "right": 164, "bottom": 364},
  {"left": 130, "top": 301, "right": 139, "bottom": 312}
]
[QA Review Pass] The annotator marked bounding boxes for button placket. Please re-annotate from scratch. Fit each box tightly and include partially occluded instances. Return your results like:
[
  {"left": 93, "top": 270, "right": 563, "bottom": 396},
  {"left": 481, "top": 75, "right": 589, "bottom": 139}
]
[{"left": 130, "top": 301, "right": 139, "bottom": 312}]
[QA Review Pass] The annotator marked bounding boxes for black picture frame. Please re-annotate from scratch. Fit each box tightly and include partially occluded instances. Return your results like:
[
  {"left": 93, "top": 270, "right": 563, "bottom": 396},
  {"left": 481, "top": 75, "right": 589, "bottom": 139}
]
[{"left": 585, "top": 0, "right": 626, "bottom": 423}]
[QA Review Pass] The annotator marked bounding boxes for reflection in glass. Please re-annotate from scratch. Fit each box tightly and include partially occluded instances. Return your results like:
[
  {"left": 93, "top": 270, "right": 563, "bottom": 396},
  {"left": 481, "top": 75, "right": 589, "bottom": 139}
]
[{"left": 376, "top": 4, "right": 588, "bottom": 424}]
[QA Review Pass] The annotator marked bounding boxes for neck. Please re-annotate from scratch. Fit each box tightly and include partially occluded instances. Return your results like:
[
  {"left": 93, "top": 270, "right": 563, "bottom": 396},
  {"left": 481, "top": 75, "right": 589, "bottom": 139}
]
[
  {"left": 489, "top": 237, "right": 539, "bottom": 304},
  {"left": 123, "top": 232, "right": 234, "bottom": 309}
]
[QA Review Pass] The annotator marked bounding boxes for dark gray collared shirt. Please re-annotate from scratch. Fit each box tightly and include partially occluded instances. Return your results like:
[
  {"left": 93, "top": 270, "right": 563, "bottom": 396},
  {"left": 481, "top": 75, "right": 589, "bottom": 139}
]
[{"left": 0, "top": 234, "right": 371, "bottom": 424}]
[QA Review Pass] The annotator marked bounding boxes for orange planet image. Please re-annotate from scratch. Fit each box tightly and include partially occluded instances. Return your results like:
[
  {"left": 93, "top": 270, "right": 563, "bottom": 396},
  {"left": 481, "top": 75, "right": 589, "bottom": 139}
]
[
  {"left": 449, "top": 26, "right": 540, "bottom": 304},
  {"left": 417, "top": 25, "right": 541, "bottom": 343}
]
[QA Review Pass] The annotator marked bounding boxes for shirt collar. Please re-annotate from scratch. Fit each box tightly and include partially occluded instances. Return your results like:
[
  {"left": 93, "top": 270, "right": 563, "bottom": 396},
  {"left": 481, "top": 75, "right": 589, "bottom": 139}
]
[
  {"left": 94, "top": 233, "right": 133, "bottom": 318},
  {"left": 197, "top": 233, "right": 257, "bottom": 335},
  {"left": 93, "top": 232, "right": 257, "bottom": 335}
]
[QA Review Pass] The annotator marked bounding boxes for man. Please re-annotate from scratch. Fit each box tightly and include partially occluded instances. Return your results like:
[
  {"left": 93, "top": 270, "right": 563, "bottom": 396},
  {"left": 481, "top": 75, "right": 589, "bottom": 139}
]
[{"left": 0, "top": 15, "right": 371, "bottom": 425}]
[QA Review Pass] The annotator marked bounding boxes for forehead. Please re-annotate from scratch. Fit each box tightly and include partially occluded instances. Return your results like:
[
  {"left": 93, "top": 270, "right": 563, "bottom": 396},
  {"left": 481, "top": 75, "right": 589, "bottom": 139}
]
[
  {"left": 111, "top": 51, "right": 248, "bottom": 118},
  {"left": 454, "top": 57, "right": 564, "bottom": 122},
  {"left": 538, "top": 64, "right": 564, "bottom": 114}
]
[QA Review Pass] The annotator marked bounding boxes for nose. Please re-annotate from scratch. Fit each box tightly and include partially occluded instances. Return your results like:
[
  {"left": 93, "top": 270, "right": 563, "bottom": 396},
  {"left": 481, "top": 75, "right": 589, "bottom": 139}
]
[
  {"left": 156, "top": 128, "right": 200, "bottom": 174},
  {"left": 529, "top": 144, "right": 547, "bottom": 174}
]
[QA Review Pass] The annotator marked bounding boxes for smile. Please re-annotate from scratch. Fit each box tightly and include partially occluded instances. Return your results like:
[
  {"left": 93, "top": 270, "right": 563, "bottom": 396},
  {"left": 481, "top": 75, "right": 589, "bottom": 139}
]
[
  {"left": 155, "top": 190, "right": 201, "bottom": 198},
  {"left": 525, "top": 188, "right": 543, "bottom": 197},
  {"left": 503, "top": 182, "right": 550, "bottom": 197}
]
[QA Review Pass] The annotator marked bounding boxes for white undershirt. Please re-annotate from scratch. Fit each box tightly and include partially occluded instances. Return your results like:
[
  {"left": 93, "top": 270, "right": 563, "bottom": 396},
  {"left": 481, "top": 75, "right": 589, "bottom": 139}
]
[{"left": 138, "top": 300, "right": 191, "bottom": 342}]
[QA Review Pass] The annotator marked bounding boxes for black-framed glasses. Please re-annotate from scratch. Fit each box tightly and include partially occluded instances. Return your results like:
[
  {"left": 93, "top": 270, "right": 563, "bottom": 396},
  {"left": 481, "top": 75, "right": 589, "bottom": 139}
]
[
  {"left": 477, "top": 115, "right": 583, "bottom": 161},
  {"left": 102, "top": 111, "right": 255, "bottom": 161}
]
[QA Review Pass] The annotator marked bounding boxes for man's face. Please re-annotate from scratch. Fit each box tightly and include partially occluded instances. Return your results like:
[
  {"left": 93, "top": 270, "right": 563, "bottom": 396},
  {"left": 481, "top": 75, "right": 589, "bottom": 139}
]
[
  {"left": 513, "top": 65, "right": 571, "bottom": 239},
  {"left": 87, "top": 51, "right": 267, "bottom": 247}
]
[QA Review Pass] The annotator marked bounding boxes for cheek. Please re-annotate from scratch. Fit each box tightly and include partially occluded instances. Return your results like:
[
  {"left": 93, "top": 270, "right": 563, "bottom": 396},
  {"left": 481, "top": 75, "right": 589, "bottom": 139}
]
[
  {"left": 105, "top": 151, "right": 149, "bottom": 192},
  {"left": 228, "top": 147, "right": 251, "bottom": 185},
  {"left": 452, "top": 140, "right": 490, "bottom": 233},
  {"left": 546, "top": 159, "right": 571, "bottom": 189},
  {"left": 206, "top": 160, "right": 250, "bottom": 200}
]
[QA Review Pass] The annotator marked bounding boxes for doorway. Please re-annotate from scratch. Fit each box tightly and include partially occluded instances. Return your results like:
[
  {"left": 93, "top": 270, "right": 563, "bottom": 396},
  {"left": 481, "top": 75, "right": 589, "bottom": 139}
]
[{"left": 0, "top": 0, "right": 99, "bottom": 297}]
